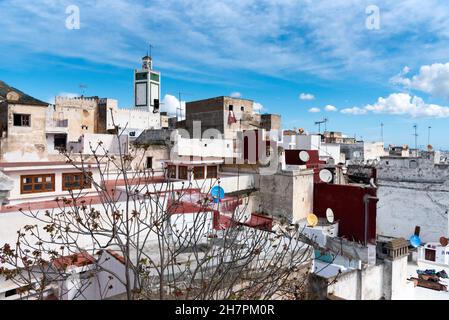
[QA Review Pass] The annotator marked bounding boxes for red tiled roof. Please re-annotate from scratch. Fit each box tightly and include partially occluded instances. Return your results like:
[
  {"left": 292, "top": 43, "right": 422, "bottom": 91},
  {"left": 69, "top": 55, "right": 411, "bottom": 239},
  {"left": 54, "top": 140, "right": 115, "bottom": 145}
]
[{"left": 52, "top": 252, "right": 95, "bottom": 270}]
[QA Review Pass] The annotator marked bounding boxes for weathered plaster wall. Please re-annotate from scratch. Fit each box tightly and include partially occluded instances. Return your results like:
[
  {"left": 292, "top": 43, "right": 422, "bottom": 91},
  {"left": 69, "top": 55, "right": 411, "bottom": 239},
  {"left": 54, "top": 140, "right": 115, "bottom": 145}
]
[
  {"left": 3, "top": 104, "right": 48, "bottom": 162},
  {"left": 257, "top": 170, "right": 314, "bottom": 222},
  {"left": 377, "top": 181, "right": 449, "bottom": 243},
  {"left": 55, "top": 97, "right": 98, "bottom": 142}
]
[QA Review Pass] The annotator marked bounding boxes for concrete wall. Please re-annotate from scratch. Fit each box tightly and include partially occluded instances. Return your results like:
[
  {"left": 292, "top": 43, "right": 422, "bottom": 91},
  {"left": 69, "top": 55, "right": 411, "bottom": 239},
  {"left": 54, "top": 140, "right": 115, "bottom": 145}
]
[
  {"left": 55, "top": 97, "right": 98, "bottom": 142},
  {"left": 364, "top": 142, "right": 386, "bottom": 161},
  {"left": 314, "top": 183, "right": 377, "bottom": 244},
  {"left": 129, "top": 144, "right": 169, "bottom": 172},
  {"left": 173, "top": 135, "right": 234, "bottom": 158},
  {"left": 378, "top": 155, "right": 449, "bottom": 183},
  {"left": 1, "top": 104, "right": 48, "bottom": 162},
  {"left": 377, "top": 181, "right": 449, "bottom": 243},
  {"left": 68, "top": 133, "right": 129, "bottom": 156},
  {"left": 257, "top": 170, "right": 314, "bottom": 222},
  {"left": 2, "top": 166, "right": 102, "bottom": 204}
]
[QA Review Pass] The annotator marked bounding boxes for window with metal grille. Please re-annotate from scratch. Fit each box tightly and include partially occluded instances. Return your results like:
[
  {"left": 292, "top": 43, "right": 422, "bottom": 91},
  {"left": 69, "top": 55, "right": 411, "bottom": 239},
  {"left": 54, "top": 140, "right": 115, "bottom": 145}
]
[{"left": 13, "top": 114, "right": 31, "bottom": 127}]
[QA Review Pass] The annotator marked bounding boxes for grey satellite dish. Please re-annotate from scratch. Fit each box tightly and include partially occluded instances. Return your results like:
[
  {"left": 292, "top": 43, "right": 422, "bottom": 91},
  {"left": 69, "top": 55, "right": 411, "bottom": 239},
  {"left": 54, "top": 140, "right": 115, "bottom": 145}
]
[
  {"left": 299, "top": 151, "right": 310, "bottom": 162},
  {"left": 326, "top": 208, "right": 335, "bottom": 224},
  {"left": 319, "top": 169, "right": 333, "bottom": 183}
]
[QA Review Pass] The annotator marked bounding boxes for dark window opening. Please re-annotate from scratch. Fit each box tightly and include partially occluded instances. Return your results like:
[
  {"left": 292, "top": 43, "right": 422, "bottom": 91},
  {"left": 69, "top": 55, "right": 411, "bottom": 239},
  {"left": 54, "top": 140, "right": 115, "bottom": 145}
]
[
  {"left": 146, "top": 157, "right": 153, "bottom": 169},
  {"left": 207, "top": 166, "right": 218, "bottom": 179},
  {"left": 193, "top": 166, "right": 205, "bottom": 180},
  {"left": 54, "top": 134, "right": 67, "bottom": 151},
  {"left": 178, "top": 166, "right": 188, "bottom": 180},
  {"left": 167, "top": 165, "right": 177, "bottom": 179},
  {"left": 4, "top": 288, "right": 18, "bottom": 298},
  {"left": 13, "top": 114, "right": 31, "bottom": 127},
  {"left": 241, "top": 106, "right": 245, "bottom": 111},
  {"left": 229, "top": 105, "right": 234, "bottom": 111},
  {"left": 425, "top": 249, "right": 436, "bottom": 262}
]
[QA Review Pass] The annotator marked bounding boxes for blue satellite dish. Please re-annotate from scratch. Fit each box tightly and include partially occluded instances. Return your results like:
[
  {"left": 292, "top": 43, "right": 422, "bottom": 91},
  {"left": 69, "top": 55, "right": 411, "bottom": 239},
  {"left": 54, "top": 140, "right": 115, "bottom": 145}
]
[
  {"left": 211, "top": 186, "right": 225, "bottom": 203},
  {"left": 410, "top": 235, "right": 422, "bottom": 248}
]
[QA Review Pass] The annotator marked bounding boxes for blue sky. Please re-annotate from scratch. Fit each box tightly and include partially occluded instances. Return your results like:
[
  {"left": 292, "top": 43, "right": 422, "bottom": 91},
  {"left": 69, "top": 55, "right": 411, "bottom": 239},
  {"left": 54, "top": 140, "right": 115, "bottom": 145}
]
[{"left": 1, "top": 0, "right": 449, "bottom": 149}]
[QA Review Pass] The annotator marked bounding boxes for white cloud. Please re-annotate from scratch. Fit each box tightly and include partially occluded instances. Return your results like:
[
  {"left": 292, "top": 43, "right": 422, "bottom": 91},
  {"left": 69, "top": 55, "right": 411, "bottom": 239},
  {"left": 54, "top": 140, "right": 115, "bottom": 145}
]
[
  {"left": 253, "top": 102, "right": 265, "bottom": 114},
  {"left": 308, "top": 107, "right": 321, "bottom": 113},
  {"left": 340, "top": 107, "right": 368, "bottom": 115},
  {"left": 324, "top": 105, "right": 337, "bottom": 112},
  {"left": 299, "top": 93, "right": 315, "bottom": 101},
  {"left": 161, "top": 94, "right": 186, "bottom": 118},
  {"left": 340, "top": 93, "right": 449, "bottom": 118},
  {"left": 391, "top": 63, "right": 449, "bottom": 100},
  {"left": 365, "top": 93, "right": 449, "bottom": 118},
  {"left": 230, "top": 92, "right": 242, "bottom": 98}
]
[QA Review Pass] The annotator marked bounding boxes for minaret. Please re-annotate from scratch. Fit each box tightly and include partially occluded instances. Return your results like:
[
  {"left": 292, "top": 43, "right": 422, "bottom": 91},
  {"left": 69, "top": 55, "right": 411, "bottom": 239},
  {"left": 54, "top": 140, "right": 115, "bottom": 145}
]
[{"left": 134, "top": 54, "right": 161, "bottom": 113}]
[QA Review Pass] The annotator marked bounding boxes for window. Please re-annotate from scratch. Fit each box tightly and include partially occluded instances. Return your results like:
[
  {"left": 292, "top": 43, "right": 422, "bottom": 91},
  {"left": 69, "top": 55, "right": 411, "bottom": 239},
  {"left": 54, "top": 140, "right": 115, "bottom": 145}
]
[
  {"left": 21, "top": 174, "right": 55, "bottom": 194},
  {"left": 241, "top": 106, "right": 245, "bottom": 111},
  {"left": 54, "top": 134, "right": 67, "bottom": 151},
  {"left": 425, "top": 249, "right": 436, "bottom": 262},
  {"left": 167, "top": 165, "right": 176, "bottom": 179},
  {"left": 178, "top": 166, "right": 188, "bottom": 180},
  {"left": 207, "top": 166, "right": 218, "bottom": 179},
  {"left": 229, "top": 105, "right": 234, "bottom": 111},
  {"left": 146, "top": 157, "right": 153, "bottom": 169},
  {"left": 62, "top": 172, "right": 92, "bottom": 191},
  {"left": 13, "top": 114, "right": 31, "bottom": 127},
  {"left": 193, "top": 166, "right": 205, "bottom": 180}
]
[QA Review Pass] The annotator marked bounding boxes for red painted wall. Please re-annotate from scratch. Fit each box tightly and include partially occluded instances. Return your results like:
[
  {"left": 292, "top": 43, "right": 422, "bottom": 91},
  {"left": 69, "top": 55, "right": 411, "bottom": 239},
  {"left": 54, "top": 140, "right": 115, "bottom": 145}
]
[{"left": 313, "top": 183, "right": 377, "bottom": 244}]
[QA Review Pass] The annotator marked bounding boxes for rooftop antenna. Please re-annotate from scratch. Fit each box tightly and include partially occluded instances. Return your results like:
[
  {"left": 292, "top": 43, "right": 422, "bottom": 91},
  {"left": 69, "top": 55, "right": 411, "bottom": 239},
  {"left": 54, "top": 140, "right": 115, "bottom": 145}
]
[
  {"left": 314, "top": 118, "right": 328, "bottom": 135},
  {"left": 148, "top": 43, "right": 153, "bottom": 58},
  {"left": 79, "top": 84, "right": 87, "bottom": 96},
  {"left": 177, "top": 92, "right": 190, "bottom": 121},
  {"left": 428, "top": 126, "right": 432, "bottom": 147},
  {"left": 381, "top": 122, "right": 384, "bottom": 142},
  {"left": 413, "top": 124, "right": 418, "bottom": 157}
]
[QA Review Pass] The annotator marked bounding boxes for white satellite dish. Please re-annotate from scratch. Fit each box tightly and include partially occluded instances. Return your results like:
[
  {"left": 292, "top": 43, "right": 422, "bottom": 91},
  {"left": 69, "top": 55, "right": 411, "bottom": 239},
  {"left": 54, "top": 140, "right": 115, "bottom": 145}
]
[
  {"left": 319, "top": 169, "right": 333, "bottom": 183},
  {"left": 299, "top": 151, "right": 310, "bottom": 162},
  {"left": 326, "top": 208, "right": 334, "bottom": 224}
]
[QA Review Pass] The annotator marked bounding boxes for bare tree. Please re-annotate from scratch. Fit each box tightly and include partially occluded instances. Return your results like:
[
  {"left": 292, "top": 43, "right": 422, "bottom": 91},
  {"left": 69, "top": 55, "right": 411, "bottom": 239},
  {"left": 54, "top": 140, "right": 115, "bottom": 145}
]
[{"left": 0, "top": 122, "right": 334, "bottom": 300}]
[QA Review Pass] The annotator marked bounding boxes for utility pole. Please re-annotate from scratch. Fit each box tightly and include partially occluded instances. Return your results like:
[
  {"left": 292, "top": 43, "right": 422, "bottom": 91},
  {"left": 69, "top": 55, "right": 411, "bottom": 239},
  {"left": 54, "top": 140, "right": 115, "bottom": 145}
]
[
  {"left": 381, "top": 122, "right": 384, "bottom": 142},
  {"left": 428, "top": 126, "right": 432, "bottom": 147},
  {"left": 413, "top": 124, "right": 418, "bottom": 157}
]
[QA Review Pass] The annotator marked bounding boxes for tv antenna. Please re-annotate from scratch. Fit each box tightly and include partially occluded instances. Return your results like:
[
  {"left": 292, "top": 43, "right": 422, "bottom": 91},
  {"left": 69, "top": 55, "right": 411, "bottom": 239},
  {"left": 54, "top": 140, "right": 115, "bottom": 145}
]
[
  {"left": 413, "top": 124, "right": 418, "bottom": 157},
  {"left": 428, "top": 126, "right": 431, "bottom": 147},
  {"left": 79, "top": 84, "right": 88, "bottom": 96},
  {"left": 314, "top": 118, "right": 328, "bottom": 134},
  {"left": 381, "top": 122, "right": 384, "bottom": 142},
  {"left": 148, "top": 43, "right": 153, "bottom": 58},
  {"left": 177, "top": 92, "right": 190, "bottom": 120}
]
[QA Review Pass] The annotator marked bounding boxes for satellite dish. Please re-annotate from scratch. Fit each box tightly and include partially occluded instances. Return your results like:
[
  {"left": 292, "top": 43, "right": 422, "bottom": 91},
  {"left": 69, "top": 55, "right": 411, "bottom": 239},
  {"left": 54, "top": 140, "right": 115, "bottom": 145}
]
[
  {"left": 326, "top": 208, "right": 334, "bottom": 224},
  {"left": 319, "top": 169, "right": 333, "bottom": 183},
  {"left": 210, "top": 186, "right": 225, "bottom": 203},
  {"left": 440, "top": 237, "right": 449, "bottom": 247},
  {"left": 299, "top": 151, "right": 310, "bottom": 162},
  {"left": 409, "top": 235, "right": 422, "bottom": 248},
  {"left": 307, "top": 213, "right": 318, "bottom": 227}
]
